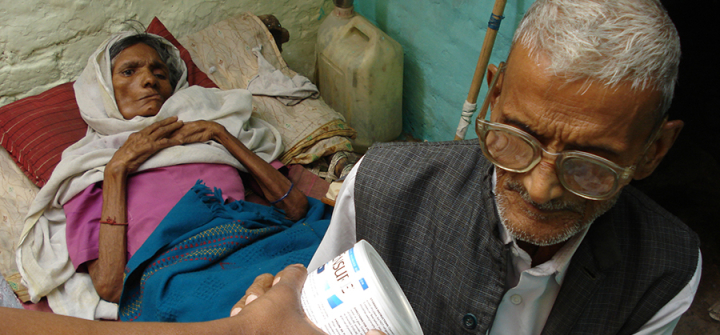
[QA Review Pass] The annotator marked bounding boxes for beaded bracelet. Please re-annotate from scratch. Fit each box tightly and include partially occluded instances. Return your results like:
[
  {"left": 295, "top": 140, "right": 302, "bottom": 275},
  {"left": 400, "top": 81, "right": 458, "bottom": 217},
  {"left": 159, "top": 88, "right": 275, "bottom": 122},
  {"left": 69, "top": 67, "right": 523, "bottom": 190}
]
[
  {"left": 99, "top": 218, "right": 128, "bottom": 226},
  {"left": 269, "top": 182, "right": 294, "bottom": 205}
]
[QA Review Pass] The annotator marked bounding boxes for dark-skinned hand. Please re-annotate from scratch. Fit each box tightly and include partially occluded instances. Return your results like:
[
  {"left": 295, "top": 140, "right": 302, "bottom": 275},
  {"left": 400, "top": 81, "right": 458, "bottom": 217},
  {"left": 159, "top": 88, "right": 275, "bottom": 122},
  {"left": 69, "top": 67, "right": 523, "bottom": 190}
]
[
  {"left": 231, "top": 265, "right": 386, "bottom": 335},
  {"left": 106, "top": 116, "right": 184, "bottom": 176}
]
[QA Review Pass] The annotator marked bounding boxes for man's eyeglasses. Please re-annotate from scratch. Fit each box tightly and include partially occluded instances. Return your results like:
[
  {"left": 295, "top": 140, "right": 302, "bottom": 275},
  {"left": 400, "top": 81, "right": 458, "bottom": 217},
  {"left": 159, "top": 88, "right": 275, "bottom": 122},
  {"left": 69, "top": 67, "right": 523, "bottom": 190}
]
[{"left": 475, "top": 62, "right": 653, "bottom": 201}]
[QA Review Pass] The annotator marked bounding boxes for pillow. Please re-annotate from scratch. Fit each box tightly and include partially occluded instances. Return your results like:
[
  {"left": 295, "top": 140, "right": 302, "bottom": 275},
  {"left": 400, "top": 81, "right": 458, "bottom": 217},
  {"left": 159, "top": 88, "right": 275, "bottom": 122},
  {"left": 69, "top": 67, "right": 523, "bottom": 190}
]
[
  {"left": 0, "top": 82, "right": 87, "bottom": 187},
  {"left": 0, "top": 18, "right": 216, "bottom": 187}
]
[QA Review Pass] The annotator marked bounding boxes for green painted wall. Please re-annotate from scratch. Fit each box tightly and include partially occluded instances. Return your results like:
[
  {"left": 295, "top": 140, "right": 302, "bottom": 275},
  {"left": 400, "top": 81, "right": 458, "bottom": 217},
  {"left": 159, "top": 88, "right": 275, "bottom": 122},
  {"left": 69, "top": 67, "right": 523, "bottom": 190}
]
[{"left": 351, "top": 0, "right": 535, "bottom": 141}]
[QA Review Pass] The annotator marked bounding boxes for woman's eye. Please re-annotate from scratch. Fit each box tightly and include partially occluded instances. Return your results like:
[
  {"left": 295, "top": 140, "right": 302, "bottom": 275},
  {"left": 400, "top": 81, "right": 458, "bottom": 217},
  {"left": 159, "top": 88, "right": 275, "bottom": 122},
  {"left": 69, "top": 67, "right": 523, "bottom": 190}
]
[{"left": 155, "top": 73, "right": 167, "bottom": 80}]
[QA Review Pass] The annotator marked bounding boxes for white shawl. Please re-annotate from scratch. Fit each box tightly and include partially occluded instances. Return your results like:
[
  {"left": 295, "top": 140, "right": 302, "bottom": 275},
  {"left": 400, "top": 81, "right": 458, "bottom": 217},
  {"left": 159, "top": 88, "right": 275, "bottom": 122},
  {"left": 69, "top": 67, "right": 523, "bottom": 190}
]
[{"left": 16, "top": 32, "right": 283, "bottom": 319}]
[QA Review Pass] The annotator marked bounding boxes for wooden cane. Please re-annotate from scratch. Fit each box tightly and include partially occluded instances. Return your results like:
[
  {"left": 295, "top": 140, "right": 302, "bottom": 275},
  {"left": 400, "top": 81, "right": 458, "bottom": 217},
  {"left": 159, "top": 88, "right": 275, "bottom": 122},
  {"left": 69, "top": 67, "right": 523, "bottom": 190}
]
[{"left": 453, "top": 0, "right": 508, "bottom": 140}]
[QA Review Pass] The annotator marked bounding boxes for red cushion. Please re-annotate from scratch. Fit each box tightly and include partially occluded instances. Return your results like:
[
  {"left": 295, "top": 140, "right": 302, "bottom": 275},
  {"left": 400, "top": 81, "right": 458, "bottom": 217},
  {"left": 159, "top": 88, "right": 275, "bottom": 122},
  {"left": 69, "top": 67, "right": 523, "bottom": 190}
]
[
  {"left": 0, "top": 82, "right": 87, "bottom": 187},
  {"left": 0, "top": 18, "right": 216, "bottom": 187}
]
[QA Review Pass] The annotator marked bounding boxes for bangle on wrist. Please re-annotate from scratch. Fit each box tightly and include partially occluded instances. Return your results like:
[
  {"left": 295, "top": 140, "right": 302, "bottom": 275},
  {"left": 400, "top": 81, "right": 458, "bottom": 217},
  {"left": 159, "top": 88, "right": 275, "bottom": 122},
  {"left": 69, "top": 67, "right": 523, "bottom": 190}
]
[
  {"left": 100, "top": 218, "right": 128, "bottom": 226},
  {"left": 269, "top": 182, "right": 294, "bottom": 205}
]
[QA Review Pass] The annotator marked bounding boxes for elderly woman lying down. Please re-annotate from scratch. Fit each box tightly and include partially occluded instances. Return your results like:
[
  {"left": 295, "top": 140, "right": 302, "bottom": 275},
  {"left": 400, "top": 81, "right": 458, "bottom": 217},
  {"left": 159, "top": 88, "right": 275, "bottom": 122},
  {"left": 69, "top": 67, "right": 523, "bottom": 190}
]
[{"left": 15, "top": 32, "right": 326, "bottom": 320}]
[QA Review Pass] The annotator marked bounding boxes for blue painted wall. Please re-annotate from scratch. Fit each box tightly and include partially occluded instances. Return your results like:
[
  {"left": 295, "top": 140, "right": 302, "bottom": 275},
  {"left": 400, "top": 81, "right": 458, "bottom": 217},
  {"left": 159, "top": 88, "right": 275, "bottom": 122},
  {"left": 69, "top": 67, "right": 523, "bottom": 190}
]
[{"left": 351, "top": 0, "right": 535, "bottom": 141}]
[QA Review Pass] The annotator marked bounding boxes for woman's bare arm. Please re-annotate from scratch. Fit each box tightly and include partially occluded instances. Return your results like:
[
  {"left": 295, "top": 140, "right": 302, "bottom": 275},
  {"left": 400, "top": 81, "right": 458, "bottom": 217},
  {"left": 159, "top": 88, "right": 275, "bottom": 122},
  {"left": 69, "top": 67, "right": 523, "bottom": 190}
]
[
  {"left": 86, "top": 168, "right": 127, "bottom": 303},
  {"left": 170, "top": 120, "right": 308, "bottom": 220},
  {"left": 87, "top": 117, "right": 184, "bottom": 302},
  {"left": 1, "top": 266, "right": 387, "bottom": 335},
  {"left": 0, "top": 265, "right": 329, "bottom": 335}
]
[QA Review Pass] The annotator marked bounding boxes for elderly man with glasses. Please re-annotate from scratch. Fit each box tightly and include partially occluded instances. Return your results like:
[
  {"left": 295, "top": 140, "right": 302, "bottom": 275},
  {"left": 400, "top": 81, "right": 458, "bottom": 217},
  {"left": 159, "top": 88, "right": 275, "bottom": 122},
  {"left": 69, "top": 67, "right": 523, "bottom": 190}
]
[{"left": 310, "top": 0, "right": 701, "bottom": 334}]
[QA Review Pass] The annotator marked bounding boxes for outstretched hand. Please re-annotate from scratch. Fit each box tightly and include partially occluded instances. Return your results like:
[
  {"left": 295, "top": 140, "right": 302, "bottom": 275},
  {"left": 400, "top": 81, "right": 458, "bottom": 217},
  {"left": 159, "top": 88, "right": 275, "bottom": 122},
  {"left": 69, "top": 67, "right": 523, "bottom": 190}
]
[
  {"left": 227, "top": 264, "right": 325, "bottom": 334},
  {"left": 0, "top": 266, "right": 387, "bottom": 335},
  {"left": 230, "top": 265, "right": 386, "bottom": 335}
]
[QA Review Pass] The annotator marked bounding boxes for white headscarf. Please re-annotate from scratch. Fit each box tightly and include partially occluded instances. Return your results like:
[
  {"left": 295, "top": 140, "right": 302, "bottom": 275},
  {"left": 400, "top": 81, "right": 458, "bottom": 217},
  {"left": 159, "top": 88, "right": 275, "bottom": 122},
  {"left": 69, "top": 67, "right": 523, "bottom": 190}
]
[
  {"left": 16, "top": 32, "right": 283, "bottom": 319},
  {"left": 75, "top": 31, "right": 190, "bottom": 132}
]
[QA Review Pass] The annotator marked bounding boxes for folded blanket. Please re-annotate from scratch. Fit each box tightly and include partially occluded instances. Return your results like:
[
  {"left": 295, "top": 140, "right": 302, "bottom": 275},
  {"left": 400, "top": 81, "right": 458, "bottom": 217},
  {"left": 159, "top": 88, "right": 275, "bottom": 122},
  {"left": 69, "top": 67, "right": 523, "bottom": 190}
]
[
  {"left": 247, "top": 45, "right": 320, "bottom": 106},
  {"left": 119, "top": 181, "right": 331, "bottom": 322}
]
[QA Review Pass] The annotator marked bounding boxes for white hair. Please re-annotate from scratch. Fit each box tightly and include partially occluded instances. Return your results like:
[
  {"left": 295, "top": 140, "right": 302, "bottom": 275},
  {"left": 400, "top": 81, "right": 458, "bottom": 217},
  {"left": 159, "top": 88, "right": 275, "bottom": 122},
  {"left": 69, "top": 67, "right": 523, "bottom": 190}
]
[{"left": 513, "top": 0, "right": 680, "bottom": 116}]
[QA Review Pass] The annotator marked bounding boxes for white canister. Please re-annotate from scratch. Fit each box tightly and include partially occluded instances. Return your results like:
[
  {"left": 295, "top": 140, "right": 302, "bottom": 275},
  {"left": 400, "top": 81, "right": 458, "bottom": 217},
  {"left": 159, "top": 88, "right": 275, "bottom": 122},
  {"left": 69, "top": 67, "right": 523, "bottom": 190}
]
[{"left": 301, "top": 240, "right": 423, "bottom": 335}]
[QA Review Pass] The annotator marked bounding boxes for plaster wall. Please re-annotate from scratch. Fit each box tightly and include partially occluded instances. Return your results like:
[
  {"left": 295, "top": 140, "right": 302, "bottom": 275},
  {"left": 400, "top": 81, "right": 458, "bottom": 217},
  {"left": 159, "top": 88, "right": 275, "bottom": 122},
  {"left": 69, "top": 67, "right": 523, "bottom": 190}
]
[
  {"left": 1, "top": 0, "right": 534, "bottom": 143},
  {"left": 354, "top": 0, "right": 535, "bottom": 141},
  {"left": 0, "top": 0, "right": 333, "bottom": 107}
]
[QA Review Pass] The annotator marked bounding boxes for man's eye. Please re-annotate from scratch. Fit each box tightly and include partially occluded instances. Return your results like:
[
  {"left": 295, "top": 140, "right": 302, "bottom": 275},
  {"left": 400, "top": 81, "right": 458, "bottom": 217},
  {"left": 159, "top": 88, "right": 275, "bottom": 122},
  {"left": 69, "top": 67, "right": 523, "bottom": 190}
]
[
  {"left": 155, "top": 73, "right": 167, "bottom": 80},
  {"left": 122, "top": 69, "right": 134, "bottom": 76}
]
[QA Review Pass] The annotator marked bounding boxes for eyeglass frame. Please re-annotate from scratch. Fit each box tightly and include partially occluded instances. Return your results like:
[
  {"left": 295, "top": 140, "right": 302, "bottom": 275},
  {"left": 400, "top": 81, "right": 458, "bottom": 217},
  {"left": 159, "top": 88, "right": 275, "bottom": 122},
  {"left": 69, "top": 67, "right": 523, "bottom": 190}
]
[{"left": 474, "top": 61, "right": 663, "bottom": 201}]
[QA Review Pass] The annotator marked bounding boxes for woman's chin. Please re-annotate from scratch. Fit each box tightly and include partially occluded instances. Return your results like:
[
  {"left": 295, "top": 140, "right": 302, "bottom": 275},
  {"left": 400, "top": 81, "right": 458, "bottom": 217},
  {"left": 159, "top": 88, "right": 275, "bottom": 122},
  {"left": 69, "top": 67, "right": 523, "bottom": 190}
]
[
  {"left": 121, "top": 105, "right": 163, "bottom": 119},
  {"left": 140, "top": 102, "right": 164, "bottom": 117}
]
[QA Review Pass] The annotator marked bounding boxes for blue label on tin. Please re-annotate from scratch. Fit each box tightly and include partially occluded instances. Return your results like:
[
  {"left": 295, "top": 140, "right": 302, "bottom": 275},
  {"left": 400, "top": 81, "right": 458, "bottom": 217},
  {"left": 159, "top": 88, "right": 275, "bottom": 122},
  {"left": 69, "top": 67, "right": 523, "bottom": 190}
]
[
  {"left": 327, "top": 294, "right": 343, "bottom": 309},
  {"left": 349, "top": 248, "right": 360, "bottom": 272},
  {"left": 360, "top": 278, "right": 369, "bottom": 290}
]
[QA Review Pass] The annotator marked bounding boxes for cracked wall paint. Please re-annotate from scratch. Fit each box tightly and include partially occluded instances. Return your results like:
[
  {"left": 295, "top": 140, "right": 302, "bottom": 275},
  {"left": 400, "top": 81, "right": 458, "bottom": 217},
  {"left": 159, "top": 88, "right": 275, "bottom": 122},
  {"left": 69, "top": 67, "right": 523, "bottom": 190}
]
[{"left": 0, "top": 0, "right": 334, "bottom": 106}]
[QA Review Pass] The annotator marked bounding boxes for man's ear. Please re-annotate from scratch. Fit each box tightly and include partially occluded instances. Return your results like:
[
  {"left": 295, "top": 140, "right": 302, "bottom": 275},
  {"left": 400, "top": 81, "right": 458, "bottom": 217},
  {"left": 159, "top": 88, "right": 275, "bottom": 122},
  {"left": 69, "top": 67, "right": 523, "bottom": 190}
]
[
  {"left": 486, "top": 64, "right": 503, "bottom": 110},
  {"left": 633, "top": 119, "right": 684, "bottom": 180}
]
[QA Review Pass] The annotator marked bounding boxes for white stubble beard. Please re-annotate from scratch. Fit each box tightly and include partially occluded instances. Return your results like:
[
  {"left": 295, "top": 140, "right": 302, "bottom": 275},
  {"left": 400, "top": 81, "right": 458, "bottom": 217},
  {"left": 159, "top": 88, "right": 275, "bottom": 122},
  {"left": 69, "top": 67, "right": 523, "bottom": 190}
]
[{"left": 495, "top": 177, "right": 620, "bottom": 246}]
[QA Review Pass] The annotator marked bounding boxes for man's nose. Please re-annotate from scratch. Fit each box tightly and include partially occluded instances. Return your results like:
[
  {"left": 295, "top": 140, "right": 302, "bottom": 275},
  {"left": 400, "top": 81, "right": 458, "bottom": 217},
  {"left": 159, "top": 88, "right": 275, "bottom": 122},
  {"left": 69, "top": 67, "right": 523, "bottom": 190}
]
[{"left": 520, "top": 158, "right": 564, "bottom": 204}]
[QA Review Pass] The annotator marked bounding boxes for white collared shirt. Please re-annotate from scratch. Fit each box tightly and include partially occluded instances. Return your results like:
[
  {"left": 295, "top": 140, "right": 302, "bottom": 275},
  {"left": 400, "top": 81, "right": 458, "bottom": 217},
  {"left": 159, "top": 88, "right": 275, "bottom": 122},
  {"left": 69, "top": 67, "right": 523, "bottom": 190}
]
[
  {"left": 309, "top": 160, "right": 702, "bottom": 335},
  {"left": 488, "top": 214, "right": 589, "bottom": 334},
  {"left": 488, "top": 168, "right": 587, "bottom": 334}
]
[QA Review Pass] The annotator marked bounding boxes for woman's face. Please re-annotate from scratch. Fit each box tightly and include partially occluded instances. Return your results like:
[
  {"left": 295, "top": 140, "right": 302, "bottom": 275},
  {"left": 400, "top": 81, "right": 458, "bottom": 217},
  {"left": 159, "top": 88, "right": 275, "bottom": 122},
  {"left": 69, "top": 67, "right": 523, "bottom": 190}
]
[{"left": 112, "top": 43, "right": 174, "bottom": 119}]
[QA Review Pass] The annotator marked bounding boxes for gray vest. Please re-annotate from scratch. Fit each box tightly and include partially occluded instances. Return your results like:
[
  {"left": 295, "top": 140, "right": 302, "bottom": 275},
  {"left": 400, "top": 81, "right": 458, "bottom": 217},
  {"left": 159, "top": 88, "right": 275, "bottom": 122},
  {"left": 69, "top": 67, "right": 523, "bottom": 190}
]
[{"left": 355, "top": 140, "right": 699, "bottom": 335}]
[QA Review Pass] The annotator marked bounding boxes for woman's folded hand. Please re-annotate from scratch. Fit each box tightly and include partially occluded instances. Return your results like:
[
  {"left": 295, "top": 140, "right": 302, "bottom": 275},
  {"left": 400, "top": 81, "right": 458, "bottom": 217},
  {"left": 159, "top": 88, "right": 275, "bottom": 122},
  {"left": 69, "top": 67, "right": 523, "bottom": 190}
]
[
  {"left": 107, "top": 116, "right": 184, "bottom": 176},
  {"left": 169, "top": 119, "right": 227, "bottom": 144}
]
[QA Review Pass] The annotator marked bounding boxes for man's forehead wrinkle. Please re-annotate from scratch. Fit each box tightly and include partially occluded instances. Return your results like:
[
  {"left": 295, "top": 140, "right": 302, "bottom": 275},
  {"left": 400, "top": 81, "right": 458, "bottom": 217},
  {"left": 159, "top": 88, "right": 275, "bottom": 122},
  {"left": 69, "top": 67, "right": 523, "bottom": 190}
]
[
  {"left": 506, "top": 109, "right": 632, "bottom": 165},
  {"left": 503, "top": 81, "right": 632, "bottom": 158},
  {"left": 515, "top": 103, "right": 598, "bottom": 148},
  {"left": 503, "top": 42, "right": 662, "bottom": 162}
]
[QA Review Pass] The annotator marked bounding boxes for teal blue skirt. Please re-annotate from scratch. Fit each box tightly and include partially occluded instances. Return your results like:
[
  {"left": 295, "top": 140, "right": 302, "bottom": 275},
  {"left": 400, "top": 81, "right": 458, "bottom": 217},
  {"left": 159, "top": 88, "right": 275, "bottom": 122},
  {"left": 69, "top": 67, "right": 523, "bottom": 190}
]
[{"left": 119, "top": 181, "right": 331, "bottom": 322}]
